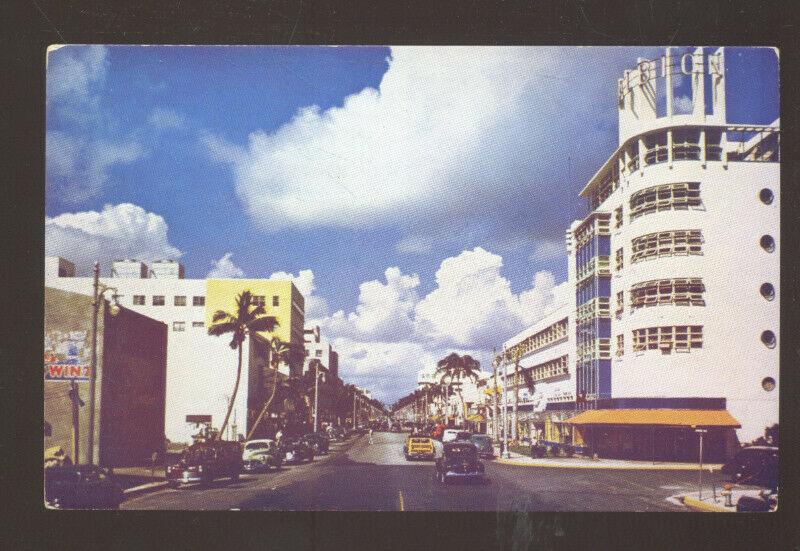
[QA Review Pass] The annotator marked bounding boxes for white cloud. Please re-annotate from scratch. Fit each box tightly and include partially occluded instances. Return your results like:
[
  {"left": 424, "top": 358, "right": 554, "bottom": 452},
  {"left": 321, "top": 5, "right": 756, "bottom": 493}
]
[
  {"left": 529, "top": 240, "right": 565, "bottom": 263},
  {"left": 45, "top": 203, "right": 182, "bottom": 275},
  {"left": 395, "top": 235, "right": 433, "bottom": 255},
  {"left": 207, "top": 253, "right": 245, "bottom": 278},
  {"left": 47, "top": 45, "right": 109, "bottom": 113},
  {"left": 317, "top": 247, "right": 567, "bottom": 404},
  {"left": 205, "top": 47, "right": 563, "bottom": 232},
  {"left": 269, "top": 269, "right": 329, "bottom": 320},
  {"left": 148, "top": 107, "right": 187, "bottom": 130}
]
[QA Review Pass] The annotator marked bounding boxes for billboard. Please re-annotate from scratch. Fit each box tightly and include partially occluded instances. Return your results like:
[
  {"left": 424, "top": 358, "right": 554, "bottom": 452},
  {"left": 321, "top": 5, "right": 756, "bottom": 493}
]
[{"left": 44, "top": 330, "right": 92, "bottom": 381}]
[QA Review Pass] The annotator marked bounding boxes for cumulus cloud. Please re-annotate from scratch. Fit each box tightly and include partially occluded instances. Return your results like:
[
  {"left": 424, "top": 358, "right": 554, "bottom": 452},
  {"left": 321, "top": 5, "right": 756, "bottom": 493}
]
[
  {"left": 207, "top": 253, "right": 245, "bottom": 278},
  {"left": 318, "top": 247, "right": 568, "bottom": 404},
  {"left": 45, "top": 203, "right": 182, "bottom": 275},
  {"left": 148, "top": 107, "right": 187, "bottom": 130}
]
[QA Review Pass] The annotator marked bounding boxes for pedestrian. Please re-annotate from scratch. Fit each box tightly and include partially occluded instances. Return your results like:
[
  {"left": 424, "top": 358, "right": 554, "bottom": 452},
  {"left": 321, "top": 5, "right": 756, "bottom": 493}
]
[
  {"left": 151, "top": 451, "right": 159, "bottom": 476},
  {"left": 276, "top": 428, "right": 284, "bottom": 446},
  {"left": 368, "top": 427, "right": 373, "bottom": 444}
]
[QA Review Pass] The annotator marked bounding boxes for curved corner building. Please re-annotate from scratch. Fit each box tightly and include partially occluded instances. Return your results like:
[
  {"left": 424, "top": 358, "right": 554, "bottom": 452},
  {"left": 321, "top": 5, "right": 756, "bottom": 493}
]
[{"left": 566, "top": 47, "right": 778, "bottom": 460}]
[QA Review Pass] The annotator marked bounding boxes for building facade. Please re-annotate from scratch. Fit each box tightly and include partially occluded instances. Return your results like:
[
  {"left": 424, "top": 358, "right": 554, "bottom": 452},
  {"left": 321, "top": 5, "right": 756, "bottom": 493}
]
[
  {"left": 565, "top": 47, "right": 779, "bottom": 460},
  {"left": 45, "top": 286, "right": 168, "bottom": 467},
  {"left": 45, "top": 257, "right": 306, "bottom": 444}
]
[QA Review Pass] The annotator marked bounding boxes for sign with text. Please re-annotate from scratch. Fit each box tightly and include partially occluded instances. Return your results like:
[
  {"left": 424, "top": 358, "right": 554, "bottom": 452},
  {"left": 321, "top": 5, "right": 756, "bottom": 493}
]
[
  {"left": 44, "top": 362, "right": 91, "bottom": 381},
  {"left": 186, "top": 415, "right": 212, "bottom": 424}
]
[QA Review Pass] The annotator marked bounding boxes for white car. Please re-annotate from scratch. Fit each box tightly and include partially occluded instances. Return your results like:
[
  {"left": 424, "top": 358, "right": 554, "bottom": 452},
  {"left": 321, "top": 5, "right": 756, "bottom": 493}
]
[
  {"left": 442, "top": 429, "right": 471, "bottom": 443},
  {"left": 241, "top": 439, "right": 282, "bottom": 472}
]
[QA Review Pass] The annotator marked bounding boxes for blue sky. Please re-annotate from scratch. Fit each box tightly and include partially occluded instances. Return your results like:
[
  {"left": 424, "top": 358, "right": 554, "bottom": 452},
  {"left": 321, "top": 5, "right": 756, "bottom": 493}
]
[{"left": 45, "top": 46, "right": 778, "bottom": 403}]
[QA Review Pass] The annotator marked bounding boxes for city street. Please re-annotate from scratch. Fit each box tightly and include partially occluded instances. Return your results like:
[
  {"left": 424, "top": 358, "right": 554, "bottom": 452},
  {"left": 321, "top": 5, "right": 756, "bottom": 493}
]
[{"left": 122, "top": 432, "right": 722, "bottom": 511}]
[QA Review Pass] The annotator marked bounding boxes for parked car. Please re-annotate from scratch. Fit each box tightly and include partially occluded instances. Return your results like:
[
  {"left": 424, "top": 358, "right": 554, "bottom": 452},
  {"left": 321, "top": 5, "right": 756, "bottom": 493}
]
[
  {"left": 720, "top": 446, "right": 778, "bottom": 491},
  {"left": 280, "top": 437, "right": 315, "bottom": 464},
  {"left": 166, "top": 440, "right": 243, "bottom": 487},
  {"left": 303, "top": 432, "right": 330, "bottom": 455},
  {"left": 469, "top": 434, "right": 495, "bottom": 459},
  {"left": 435, "top": 442, "right": 486, "bottom": 484},
  {"left": 44, "top": 464, "right": 124, "bottom": 509},
  {"left": 242, "top": 439, "right": 283, "bottom": 472},
  {"left": 442, "top": 429, "right": 471, "bottom": 443},
  {"left": 403, "top": 436, "right": 435, "bottom": 461}
]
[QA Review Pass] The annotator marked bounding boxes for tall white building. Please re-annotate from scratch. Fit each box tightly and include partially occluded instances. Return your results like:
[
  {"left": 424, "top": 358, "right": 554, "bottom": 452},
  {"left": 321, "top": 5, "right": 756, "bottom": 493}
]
[{"left": 563, "top": 47, "right": 778, "bottom": 459}]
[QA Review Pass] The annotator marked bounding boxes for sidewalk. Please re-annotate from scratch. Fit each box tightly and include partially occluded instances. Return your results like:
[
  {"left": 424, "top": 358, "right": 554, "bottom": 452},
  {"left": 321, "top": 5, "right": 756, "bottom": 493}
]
[
  {"left": 113, "top": 466, "right": 168, "bottom": 495},
  {"left": 680, "top": 488, "right": 769, "bottom": 512},
  {"left": 492, "top": 447, "right": 724, "bottom": 471}
]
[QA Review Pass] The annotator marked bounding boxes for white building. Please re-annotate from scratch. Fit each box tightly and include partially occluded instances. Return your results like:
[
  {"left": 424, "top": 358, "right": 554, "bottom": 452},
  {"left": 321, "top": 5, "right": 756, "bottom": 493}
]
[
  {"left": 45, "top": 256, "right": 306, "bottom": 444},
  {"left": 561, "top": 47, "right": 778, "bottom": 459}
]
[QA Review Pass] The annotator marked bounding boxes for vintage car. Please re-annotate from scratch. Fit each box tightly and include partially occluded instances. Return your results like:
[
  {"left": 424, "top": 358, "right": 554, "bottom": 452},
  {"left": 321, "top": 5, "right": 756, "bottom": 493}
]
[
  {"left": 302, "top": 432, "right": 330, "bottom": 455},
  {"left": 242, "top": 439, "right": 283, "bottom": 472},
  {"left": 44, "top": 464, "right": 124, "bottom": 509},
  {"left": 469, "top": 434, "right": 495, "bottom": 460},
  {"left": 442, "top": 429, "right": 471, "bottom": 443},
  {"left": 166, "top": 440, "right": 243, "bottom": 487},
  {"left": 720, "top": 445, "right": 778, "bottom": 491},
  {"left": 435, "top": 442, "right": 486, "bottom": 484},
  {"left": 280, "top": 437, "right": 315, "bottom": 464},
  {"left": 403, "top": 436, "right": 435, "bottom": 461}
]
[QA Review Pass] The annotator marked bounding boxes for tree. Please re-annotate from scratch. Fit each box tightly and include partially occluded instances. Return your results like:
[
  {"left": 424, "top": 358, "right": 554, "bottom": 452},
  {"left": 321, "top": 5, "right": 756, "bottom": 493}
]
[
  {"left": 208, "top": 290, "right": 277, "bottom": 440},
  {"left": 492, "top": 351, "right": 500, "bottom": 441},
  {"left": 435, "top": 353, "right": 481, "bottom": 425},
  {"left": 246, "top": 337, "right": 292, "bottom": 440},
  {"left": 512, "top": 347, "right": 522, "bottom": 441}
]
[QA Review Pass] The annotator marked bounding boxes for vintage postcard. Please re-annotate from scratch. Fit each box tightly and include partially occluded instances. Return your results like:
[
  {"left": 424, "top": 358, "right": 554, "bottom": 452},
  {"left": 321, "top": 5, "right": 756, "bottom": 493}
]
[{"left": 44, "top": 45, "right": 779, "bottom": 512}]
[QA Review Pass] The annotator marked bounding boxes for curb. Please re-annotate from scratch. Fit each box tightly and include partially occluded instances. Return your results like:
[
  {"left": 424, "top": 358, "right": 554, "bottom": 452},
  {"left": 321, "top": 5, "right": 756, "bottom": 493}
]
[
  {"left": 494, "top": 457, "right": 724, "bottom": 471},
  {"left": 680, "top": 495, "right": 734, "bottom": 513}
]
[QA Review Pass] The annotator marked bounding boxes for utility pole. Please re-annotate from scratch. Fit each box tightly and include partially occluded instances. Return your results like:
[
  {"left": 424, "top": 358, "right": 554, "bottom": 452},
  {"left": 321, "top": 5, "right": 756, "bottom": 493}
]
[
  {"left": 502, "top": 346, "right": 510, "bottom": 458},
  {"left": 313, "top": 360, "right": 321, "bottom": 433},
  {"left": 88, "top": 262, "right": 100, "bottom": 466},
  {"left": 492, "top": 349, "right": 499, "bottom": 442},
  {"left": 513, "top": 350, "right": 520, "bottom": 441},
  {"left": 68, "top": 380, "right": 82, "bottom": 464},
  {"left": 353, "top": 390, "right": 357, "bottom": 429}
]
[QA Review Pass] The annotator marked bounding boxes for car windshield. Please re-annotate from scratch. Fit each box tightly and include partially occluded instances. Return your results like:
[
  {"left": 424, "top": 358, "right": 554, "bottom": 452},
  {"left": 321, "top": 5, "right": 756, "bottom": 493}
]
[
  {"left": 445, "top": 444, "right": 476, "bottom": 456},
  {"left": 246, "top": 442, "right": 274, "bottom": 450},
  {"left": 470, "top": 436, "right": 492, "bottom": 448}
]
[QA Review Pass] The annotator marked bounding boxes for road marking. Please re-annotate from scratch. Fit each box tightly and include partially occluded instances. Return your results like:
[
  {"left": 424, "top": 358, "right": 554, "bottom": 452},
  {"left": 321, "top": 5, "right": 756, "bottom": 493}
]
[{"left": 398, "top": 490, "right": 405, "bottom": 511}]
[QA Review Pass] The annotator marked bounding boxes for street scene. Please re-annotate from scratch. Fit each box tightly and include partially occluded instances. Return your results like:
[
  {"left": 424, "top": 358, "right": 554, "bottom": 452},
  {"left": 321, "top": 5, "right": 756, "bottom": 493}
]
[{"left": 44, "top": 45, "right": 778, "bottom": 512}]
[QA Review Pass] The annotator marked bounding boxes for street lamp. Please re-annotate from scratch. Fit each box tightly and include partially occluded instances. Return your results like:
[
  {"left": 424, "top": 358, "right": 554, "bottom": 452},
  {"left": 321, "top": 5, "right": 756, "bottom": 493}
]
[
  {"left": 502, "top": 346, "right": 510, "bottom": 459},
  {"left": 88, "top": 261, "right": 120, "bottom": 466},
  {"left": 312, "top": 359, "right": 324, "bottom": 433},
  {"left": 695, "top": 427, "right": 708, "bottom": 500}
]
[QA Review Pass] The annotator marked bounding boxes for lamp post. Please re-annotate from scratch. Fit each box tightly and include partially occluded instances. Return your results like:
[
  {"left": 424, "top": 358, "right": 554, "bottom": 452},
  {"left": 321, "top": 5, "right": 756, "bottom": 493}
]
[
  {"left": 89, "top": 262, "right": 120, "bottom": 466},
  {"left": 502, "top": 346, "right": 510, "bottom": 459},
  {"left": 312, "top": 360, "right": 322, "bottom": 433},
  {"left": 695, "top": 428, "right": 707, "bottom": 500}
]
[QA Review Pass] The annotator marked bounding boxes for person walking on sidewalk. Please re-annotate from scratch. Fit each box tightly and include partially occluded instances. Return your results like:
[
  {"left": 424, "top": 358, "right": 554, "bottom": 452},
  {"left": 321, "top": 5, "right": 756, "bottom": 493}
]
[{"left": 368, "top": 428, "right": 373, "bottom": 444}]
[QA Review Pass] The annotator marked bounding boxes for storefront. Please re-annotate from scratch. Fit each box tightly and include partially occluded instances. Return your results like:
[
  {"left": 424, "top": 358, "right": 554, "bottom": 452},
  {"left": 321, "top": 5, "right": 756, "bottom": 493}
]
[{"left": 565, "top": 409, "right": 741, "bottom": 462}]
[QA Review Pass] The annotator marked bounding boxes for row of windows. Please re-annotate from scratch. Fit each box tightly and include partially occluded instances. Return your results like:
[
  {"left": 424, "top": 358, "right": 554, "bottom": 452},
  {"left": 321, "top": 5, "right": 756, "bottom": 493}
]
[
  {"left": 574, "top": 214, "right": 611, "bottom": 249},
  {"left": 629, "top": 182, "right": 702, "bottom": 221},
  {"left": 506, "top": 318, "right": 568, "bottom": 360},
  {"left": 576, "top": 255, "right": 611, "bottom": 282},
  {"left": 631, "top": 325, "right": 703, "bottom": 354},
  {"left": 576, "top": 297, "right": 610, "bottom": 324},
  {"left": 515, "top": 355, "right": 569, "bottom": 384},
  {"left": 576, "top": 338, "right": 611, "bottom": 361},
  {"left": 173, "top": 321, "right": 205, "bottom": 331},
  {"left": 631, "top": 229, "right": 703, "bottom": 263},
  {"left": 132, "top": 294, "right": 281, "bottom": 307},
  {"left": 630, "top": 278, "right": 706, "bottom": 310}
]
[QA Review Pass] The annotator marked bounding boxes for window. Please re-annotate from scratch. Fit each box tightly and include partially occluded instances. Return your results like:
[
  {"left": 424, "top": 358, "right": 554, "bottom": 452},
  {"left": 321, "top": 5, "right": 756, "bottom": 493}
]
[
  {"left": 616, "top": 334, "right": 624, "bottom": 357},
  {"left": 615, "top": 291, "right": 624, "bottom": 317},
  {"left": 133, "top": 295, "right": 146, "bottom": 305},
  {"left": 192, "top": 321, "right": 204, "bottom": 328},
  {"left": 759, "top": 188, "right": 774, "bottom": 205},
  {"left": 630, "top": 278, "right": 705, "bottom": 310},
  {"left": 761, "top": 330, "right": 776, "bottom": 349},
  {"left": 760, "top": 283, "right": 775, "bottom": 301},
  {"left": 315, "top": 350, "right": 323, "bottom": 357},
  {"left": 615, "top": 248, "right": 624, "bottom": 271},
  {"left": 631, "top": 230, "right": 703, "bottom": 263},
  {"left": 632, "top": 325, "right": 703, "bottom": 354},
  {"left": 506, "top": 318, "right": 569, "bottom": 359},
  {"left": 193, "top": 296, "right": 205, "bottom": 306},
  {"left": 760, "top": 235, "right": 775, "bottom": 253},
  {"left": 174, "top": 295, "right": 187, "bottom": 306},
  {"left": 272, "top": 295, "right": 280, "bottom": 307},
  {"left": 614, "top": 206, "right": 623, "bottom": 229},
  {"left": 252, "top": 295, "right": 266, "bottom": 307},
  {"left": 629, "top": 182, "right": 701, "bottom": 221},
  {"left": 173, "top": 321, "right": 186, "bottom": 332},
  {"left": 153, "top": 295, "right": 165, "bottom": 306},
  {"left": 521, "top": 355, "right": 569, "bottom": 382}
]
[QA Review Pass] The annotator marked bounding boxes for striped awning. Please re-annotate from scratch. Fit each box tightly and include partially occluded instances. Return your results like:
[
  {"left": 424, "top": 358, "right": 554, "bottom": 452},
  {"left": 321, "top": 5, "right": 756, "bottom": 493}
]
[{"left": 564, "top": 409, "right": 741, "bottom": 428}]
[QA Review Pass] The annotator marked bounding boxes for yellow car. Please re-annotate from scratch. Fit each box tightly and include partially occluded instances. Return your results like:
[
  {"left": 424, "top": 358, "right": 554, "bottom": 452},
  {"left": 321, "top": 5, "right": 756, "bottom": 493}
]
[{"left": 403, "top": 436, "right": 435, "bottom": 461}]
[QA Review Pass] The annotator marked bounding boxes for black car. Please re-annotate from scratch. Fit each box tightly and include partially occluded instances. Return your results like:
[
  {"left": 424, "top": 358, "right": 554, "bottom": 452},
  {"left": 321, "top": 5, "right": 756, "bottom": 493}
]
[
  {"left": 302, "top": 432, "right": 330, "bottom": 455},
  {"left": 45, "top": 465, "right": 124, "bottom": 509},
  {"left": 166, "top": 441, "right": 243, "bottom": 487},
  {"left": 469, "top": 434, "right": 495, "bottom": 459},
  {"left": 720, "top": 446, "right": 778, "bottom": 491},
  {"left": 435, "top": 442, "right": 486, "bottom": 484},
  {"left": 280, "top": 437, "right": 315, "bottom": 464}
]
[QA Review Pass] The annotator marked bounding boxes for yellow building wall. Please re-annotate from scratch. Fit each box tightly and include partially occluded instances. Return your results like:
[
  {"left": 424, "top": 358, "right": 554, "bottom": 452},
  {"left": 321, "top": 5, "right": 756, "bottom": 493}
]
[{"left": 204, "top": 279, "right": 300, "bottom": 344}]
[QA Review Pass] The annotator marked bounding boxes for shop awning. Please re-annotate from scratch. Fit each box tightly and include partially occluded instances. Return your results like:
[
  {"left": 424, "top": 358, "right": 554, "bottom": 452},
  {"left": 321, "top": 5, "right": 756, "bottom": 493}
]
[{"left": 563, "top": 409, "right": 741, "bottom": 428}]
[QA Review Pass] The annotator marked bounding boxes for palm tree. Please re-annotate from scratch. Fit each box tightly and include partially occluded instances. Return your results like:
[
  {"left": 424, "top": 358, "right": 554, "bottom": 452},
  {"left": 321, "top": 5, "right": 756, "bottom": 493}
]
[
  {"left": 512, "top": 347, "right": 522, "bottom": 441},
  {"left": 246, "top": 337, "right": 292, "bottom": 440},
  {"left": 208, "top": 290, "right": 277, "bottom": 440},
  {"left": 492, "top": 350, "right": 500, "bottom": 441},
  {"left": 435, "top": 353, "right": 481, "bottom": 425}
]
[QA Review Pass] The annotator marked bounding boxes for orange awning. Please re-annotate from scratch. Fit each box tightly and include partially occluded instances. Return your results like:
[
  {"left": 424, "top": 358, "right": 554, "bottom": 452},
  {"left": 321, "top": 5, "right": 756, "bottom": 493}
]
[{"left": 564, "top": 409, "right": 741, "bottom": 428}]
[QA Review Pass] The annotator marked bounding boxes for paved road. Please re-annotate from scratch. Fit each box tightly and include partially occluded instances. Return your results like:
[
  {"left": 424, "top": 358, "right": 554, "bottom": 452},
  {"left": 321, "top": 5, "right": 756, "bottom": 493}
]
[{"left": 122, "top": 432, "right": 723, "bottom": 511}]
